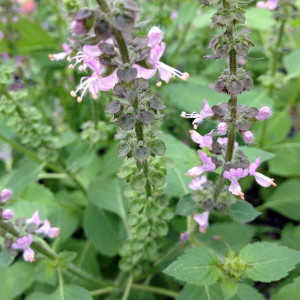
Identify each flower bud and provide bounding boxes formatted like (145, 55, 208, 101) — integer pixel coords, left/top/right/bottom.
(256, 106, 271, 121)
(1, 188, 12, 203)
(218, 122, 227, 135)
(242, 131, 254, 144)
(71, 20, 87, 35)
(2, 209, 14, 220)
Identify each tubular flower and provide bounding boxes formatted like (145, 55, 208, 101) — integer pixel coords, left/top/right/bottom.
(249, 157, 277, 187)
(218, 122, 227, 135)
(1, 188, 12, 203)
(2, 209, 14, 220)
(256, 106, 272, 121)
(48, 43, 72, 61)
(223, 168, 248, 199)
(217, 137, 239, 149)
(189, 130, 213, 149)
(186, 151, 216, 178)
(193, 211, 210, 233)
(256, 0, 279, 10)
(181, 99, 214, 129)
(35, 219, 60, 238)
(11, 235, 35, 263)
(26, 210, 42, 227)
(188, 175, 207, 190)
(135, 26, 189, 86)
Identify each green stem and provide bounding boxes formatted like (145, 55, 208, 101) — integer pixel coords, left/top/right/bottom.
(90, 286, 116, 297)
(0, 220, 106, 286)
(92, 99, 99, 130)
(122, 274, 133, 300)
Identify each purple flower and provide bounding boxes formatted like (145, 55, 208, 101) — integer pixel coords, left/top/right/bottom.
(189, 175, 207, 190)
(180, 232, 189, 245)
(2, 53, 10, 61)
(249, 157, 277, 187)
(193, 211, 210, 233)
(170, 10, 178, 21)
(181, 99, 214, 129)
(189, 130, 213, 149)
(217, 137, 238, 149)
(218, 122, 227, 135)
(35, 219, 60, 238)
(12, 235, 35, 263)
(0, 31, 4, 40)
(186, 151, 216, 178)
(48, 43, 72, 61)
(223, 168, 248, 199)
(1, 188, 12, 203)
(2, 209, 14, 220)
(256, 106, 272, 121)
(242, 131, 254, 144)
(256, 0, 279, 10)
(26, 211, 42, 227)
(136, 26, 189, 86)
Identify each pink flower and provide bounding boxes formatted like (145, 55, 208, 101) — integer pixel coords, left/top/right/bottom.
(186, 151, 216, 178)
(193, 211, 210, 233)
(249, 157, 277, 187)
(26, 211, 42, 227)
(181, 99, 214, 129)
(1, 188, 12, 203)
(18, 0, 36, 13)
(135, 26, 189, 85)
(48, 43, 72, 61)
(170, 10, 178, 21)
(223, 168, 248, 199)
(0, 31, 4, 40)
(189, 130, 213, 149)
(35, 219, 60, 238)
(256, 0, 279, 10)
(256, 106, 272, 121)
(71, 20, 87, 35)
(2, 209, 14, 220)
(218, 122, 227, 135)
(12, 235, 35, 263)
(189, 175, 207, 190)
(242, 131, 254, 144)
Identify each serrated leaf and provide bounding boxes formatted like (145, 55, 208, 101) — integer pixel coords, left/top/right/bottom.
(229, 200, 261, 222)
(164, 247, 220, 285)
(176, 194, 198, 216)
(263, 180, 300, 221)
(239, 242, 300, 282)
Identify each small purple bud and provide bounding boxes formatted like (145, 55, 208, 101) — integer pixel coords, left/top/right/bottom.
(2, 209, 14, 220)
(12, 16, 19, 23)
(1, 188, 12, 203)
(71, 20, 87, 35)
(256, 106, 272, 121)
(180, 232, 189, 245)
(243, 131, 254, 144)
(218, 122, 227, 135)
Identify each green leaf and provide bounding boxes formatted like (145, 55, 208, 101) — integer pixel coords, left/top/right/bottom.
(57, 251, 77, 269)
(47, 284, 92, 300)
(229, 200, 261, 222)
(283, 49, 300, 80)
(269, 143, 300, 176)
(176, 2, 198, 24)
(177, 284, 224, 300)
(83, 204, 121, 257)
(220, 278, 238, 298)
(231, 284, 265, 300)
(263, 180, 300, 221)
(0, 248, 16, 267)
(199, 222, 256, 255)
(176, 194, 198, 216)
(0, 261, 34, 300)
(281, 224, 300, 250)
(32, 260, 57, 286)
(271, 276, 300, 300)
(246, 7, 275, 30)
(66, 143, 95, 173)
(164, 247, 220, 285)
(88, 175, 128, 222)
(239, 242, 300, 282)
(238, 146, 274, 164)
(162, 134, 198, 197)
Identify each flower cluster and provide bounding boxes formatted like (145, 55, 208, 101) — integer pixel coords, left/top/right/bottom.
(256, 0, 279, 10)
(1, 188, 59, 263)
(181, 99, 276, 233)
(50, 24, 188, 102)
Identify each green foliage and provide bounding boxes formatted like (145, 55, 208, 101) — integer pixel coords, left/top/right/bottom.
(229, 200, 261, 223)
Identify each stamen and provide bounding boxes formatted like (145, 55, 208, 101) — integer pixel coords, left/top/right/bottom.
(156, 81, 162, 87)
(189, 130, 195, 135)
(271, 179, 277, 186)
(239, 192, 245, 200)
(70, 91, 77, 97)
(77, 97, 82, 103)
(67, 56, 72, 62)
(68, 64, 74, 70)
(181, 111, 186, 117)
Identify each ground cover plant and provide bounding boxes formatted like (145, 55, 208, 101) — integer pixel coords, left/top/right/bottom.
(0, 0, 300, 299)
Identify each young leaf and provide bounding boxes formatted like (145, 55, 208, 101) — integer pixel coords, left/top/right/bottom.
(239, 242, 300, 282)
(164, 247, 220, 285)
(229, 200, 260, 222)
